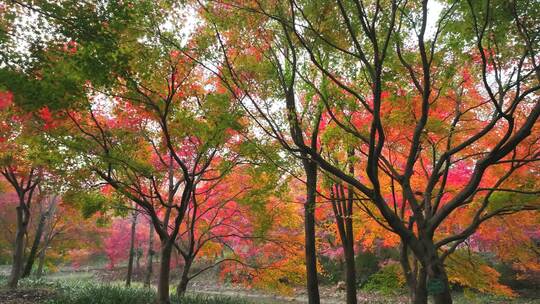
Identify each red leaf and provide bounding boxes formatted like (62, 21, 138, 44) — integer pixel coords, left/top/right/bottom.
(0, 91, 13, 110)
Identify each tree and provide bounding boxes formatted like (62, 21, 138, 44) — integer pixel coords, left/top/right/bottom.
(198, 5, 327, 301)
(202, 1, 540, 303)
(328, 180, 357, 304)
(144, 217, 156, 288)
(0, 96, 43, 288)
(2, 2, 285, 302)
(21, 190, 58, 277)
(126, 205, 139, 287)
(35, 194, 60, 278)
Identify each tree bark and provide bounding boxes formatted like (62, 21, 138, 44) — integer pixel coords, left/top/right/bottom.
(303, 159, 320, 304)
(400, 241, 428, 304)
(36, 245, 47, 279)
(136, 248, 141, 273)
(144, 222, 154, 288)
(416, 239, 452, 304)
(157, 240, 173, 304)
(22, 203, 49, 278)
(331, 186, 357, 304)
(21, 215, 45, 278)
(343, 241, 357, 304)
(344, 151, 358, 304)
(426, 257, 452, 304)
(176, 258, 192, 298)
(126, 209, 138, 287)
(9, 206, 28, 288)
(412, 267, 427, 304)
(36, 201, 57, 279)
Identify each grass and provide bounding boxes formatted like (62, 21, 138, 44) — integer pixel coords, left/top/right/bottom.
(1, 274, 539, 304)
(0, 276, 250, 304)
(450, 292, 540, 304)
(46, 281, 248, 304)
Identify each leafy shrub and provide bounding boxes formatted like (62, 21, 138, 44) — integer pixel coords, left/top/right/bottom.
(446, 250, 515, 297)
(320, 250, 384, 286)
(355, 251, 381, 286)
(319, 255, 344, 284)
(362, 263, 405, 295)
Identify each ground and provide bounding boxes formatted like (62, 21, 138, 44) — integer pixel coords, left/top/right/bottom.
(0, 288, 56, 304)
(0, 266, 539, 303)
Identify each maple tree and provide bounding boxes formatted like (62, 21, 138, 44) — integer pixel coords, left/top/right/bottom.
(16, 6, 269, 301)
(201, 1, 540, 303)
(0, 94, 44, 288)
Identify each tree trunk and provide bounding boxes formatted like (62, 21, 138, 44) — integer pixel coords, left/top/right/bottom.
(426, 257, 452, 304)
(303, 160, 320, 304)
(331, 184, 357, 304)
(144, 223, 155, 288)
(413, 239, 452, 304)
(36, 199, 57, 279)
(400, 241, 428, 304)
(176, 258, 192, 298)
(136, 248, 141, 273)
(343, 239, 357, 304)
(413, 267, 428, 304)
(22, 210, 48, 278)
(331, 152, 357, 304)
(126, 210, 138, 287)
(36, 245, 47, 279)
(157, 240, 173, 304)
(9, 206, 27, 289)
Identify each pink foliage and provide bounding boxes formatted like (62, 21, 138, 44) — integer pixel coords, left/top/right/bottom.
(103, 217, 154, 269)
(446, 162, 473, 188)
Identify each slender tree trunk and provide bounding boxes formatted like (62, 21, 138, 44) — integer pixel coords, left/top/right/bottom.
(343, 242, 357, 304)
(36, 201, 57, 279)
(144, 223, 155, 288)
(303, 160, 320, 304)
(176, 258, 192, 298)
(157, 240, 173, 304)
(331, 184, 357, 304)
(343, 151, 357, 304)
(36, 246, 47, 279)
(136, 248, 141, 273)
(126, 210, 138, 287)
(22, 209, 48, 278)
(9, 206, 27, 289)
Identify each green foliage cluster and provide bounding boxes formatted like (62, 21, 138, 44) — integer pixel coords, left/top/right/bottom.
(361, 263, 405, 295)
(320, 250, 394, 287)
(488, 191, 538, 212)
(355, 251, 382, 286)
(318, 255, 343, 284)
(63, 190, 123, 221)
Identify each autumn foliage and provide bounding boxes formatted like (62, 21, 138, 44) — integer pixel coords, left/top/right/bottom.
(0, 1, 539, 304)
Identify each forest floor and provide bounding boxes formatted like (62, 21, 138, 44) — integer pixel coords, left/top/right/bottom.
(1, 265, 539, 303)
(92, 265, 410, 303)
(0, 288, 57, 304)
